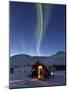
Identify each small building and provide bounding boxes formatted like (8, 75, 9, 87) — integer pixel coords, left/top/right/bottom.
(32, 61, 50, 80)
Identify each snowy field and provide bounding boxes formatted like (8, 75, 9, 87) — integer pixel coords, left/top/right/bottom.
(9, 66, 66, 89)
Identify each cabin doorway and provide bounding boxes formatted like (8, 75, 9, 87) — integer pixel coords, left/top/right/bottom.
(38, 66, 43, 79)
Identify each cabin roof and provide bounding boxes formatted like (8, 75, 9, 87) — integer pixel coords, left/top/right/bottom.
(32, 61, 47, 69)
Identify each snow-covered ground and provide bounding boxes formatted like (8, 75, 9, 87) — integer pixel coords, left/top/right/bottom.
(9, 66, 66, 89)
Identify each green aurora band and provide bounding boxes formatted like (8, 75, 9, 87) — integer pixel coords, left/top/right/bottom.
(36, 3, 52, 56)
(36, 3, 43, 56)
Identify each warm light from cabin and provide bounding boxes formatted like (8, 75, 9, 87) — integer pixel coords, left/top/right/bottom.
(38, 66, 42, 79)
(51, 72, 54, 75)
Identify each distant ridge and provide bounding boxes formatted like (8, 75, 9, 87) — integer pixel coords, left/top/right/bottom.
(10, 51, 65, 68)
(52, 51, 65, 56)
(10, 51, 65, 58)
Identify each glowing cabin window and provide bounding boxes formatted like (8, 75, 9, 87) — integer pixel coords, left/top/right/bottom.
(51, 72, 54, 75)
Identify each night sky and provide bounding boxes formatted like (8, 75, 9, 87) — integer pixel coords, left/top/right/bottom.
(10, 2, 66, 56)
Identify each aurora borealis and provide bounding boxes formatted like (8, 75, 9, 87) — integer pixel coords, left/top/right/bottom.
(10, 2, 66, 56)
(36, 3, 43, 56)
(36, 3, 52, 56)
